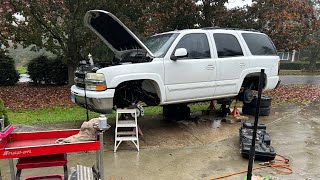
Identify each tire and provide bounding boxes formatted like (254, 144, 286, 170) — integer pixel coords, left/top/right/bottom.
(242, 105, 271, 116)
(246, 95, 272, 108)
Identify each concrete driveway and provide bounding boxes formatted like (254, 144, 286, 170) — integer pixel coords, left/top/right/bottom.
(1, 102, 320, 179)
(280, 75, 320, 85)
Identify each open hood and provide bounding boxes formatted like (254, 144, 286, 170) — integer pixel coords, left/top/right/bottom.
(84, 10, 154, 59)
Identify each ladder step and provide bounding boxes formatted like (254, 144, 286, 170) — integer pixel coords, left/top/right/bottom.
(115, 136, 138, 141)
(117, 120, 136, 127)
(117, 131, 136, 135)
(117, 109, 136, 113)
(77, 164, 94, 180)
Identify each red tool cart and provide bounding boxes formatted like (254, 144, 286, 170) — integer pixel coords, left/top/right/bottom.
(0, 125, 107, 180)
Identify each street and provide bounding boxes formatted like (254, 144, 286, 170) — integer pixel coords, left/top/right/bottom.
(280, 75, 320, 85)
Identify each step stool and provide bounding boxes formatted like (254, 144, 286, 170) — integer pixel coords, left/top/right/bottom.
(114, 109, 139, 152)
(16, 154, 68, 180)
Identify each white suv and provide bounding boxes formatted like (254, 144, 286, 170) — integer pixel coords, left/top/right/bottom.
(71, 10, 280, 115)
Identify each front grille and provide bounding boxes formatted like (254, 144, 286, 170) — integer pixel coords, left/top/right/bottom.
(76, 83, 85, 89)
(75, 72, 85, 79)
(75, 69, 86, 88)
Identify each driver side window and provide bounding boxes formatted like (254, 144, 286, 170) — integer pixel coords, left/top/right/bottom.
(175, 33, 211, 59)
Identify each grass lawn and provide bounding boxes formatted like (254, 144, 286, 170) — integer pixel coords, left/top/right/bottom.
(16, 66, 28, 74)
(279, 70, 320, 75)
(8, 103, 211, 125)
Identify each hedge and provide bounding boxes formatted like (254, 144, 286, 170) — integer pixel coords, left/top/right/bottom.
(0, 53, 19, 85)
(28, 56, 68, 85)
(280, 61, 320, 70)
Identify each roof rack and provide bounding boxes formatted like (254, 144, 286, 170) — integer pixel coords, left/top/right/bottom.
(201, 27, 260, 32)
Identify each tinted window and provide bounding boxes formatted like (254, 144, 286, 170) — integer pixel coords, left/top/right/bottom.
(144, 33, 179, 58)
(242, 33, 277, 55)
(213, 33, 243, 58)
(175, 33, 211, 59)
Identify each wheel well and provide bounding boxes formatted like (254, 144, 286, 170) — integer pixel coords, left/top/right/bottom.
(113, 79, 161, 108)
(242, 73, 267, 90)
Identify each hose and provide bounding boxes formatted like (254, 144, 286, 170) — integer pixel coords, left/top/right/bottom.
(208, 154, 293, 180)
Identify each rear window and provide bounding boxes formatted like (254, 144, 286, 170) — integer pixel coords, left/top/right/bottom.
(242, 33, 277, 55)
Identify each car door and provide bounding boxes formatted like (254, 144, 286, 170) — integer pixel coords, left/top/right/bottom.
(212, 32, 247, 96)
(164, 32, 216, 102)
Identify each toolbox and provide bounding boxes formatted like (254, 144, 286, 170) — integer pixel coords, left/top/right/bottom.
(240, 123, 276, 161)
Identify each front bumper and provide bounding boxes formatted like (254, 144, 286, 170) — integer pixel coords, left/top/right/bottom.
(71, 85, 114, 114)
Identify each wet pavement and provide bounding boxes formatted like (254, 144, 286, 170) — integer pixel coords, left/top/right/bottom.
(1, 102, 320, 179)
(280, 75, 320, 85)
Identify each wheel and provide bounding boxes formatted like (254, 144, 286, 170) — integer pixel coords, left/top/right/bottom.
(247, 95, 272, 108)
(242, 105, 271, 116)
(243, 89, 254, 103)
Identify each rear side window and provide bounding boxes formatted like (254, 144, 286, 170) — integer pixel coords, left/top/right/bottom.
(213, 33, 244, 58)
(175, 33, 211, 59)
(242, 33, 277, 55)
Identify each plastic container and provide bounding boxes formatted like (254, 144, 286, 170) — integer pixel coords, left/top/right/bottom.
(99, 114, 107, 129)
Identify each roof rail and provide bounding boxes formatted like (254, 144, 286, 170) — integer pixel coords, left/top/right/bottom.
(202, 26, 222, 30)
(201, 27, 260, 32)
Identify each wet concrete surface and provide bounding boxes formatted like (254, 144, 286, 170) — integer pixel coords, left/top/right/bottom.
(1, 102, 320, 179)
(280, 75, 320, 85)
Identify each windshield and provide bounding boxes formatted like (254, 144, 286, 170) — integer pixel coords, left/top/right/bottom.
(144, 33, 179, 58)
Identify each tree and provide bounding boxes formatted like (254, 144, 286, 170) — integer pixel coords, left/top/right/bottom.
(195, 0, 228, 27)
(248, 0, 320, 51)
(0, 0, 107, 85)
(105, 0, 200, 36)
(1, 0, 201, 85)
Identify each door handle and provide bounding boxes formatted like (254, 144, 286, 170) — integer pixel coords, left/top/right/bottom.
(240, 63, 246, 68)
(207, 65, 215, 70)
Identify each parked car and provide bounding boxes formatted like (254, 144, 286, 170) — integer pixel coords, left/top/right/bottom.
(71, 10, 280, 117)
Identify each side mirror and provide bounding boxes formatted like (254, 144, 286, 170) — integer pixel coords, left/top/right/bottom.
(171, 48, 188, 61)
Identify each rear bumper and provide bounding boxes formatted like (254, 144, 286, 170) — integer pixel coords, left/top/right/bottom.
(71, 85, 115, 114)
(275, 80, 281, 89)
(265, 76, 280, 90)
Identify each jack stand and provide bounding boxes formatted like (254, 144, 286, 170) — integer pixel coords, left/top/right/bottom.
(231, 102, 241, 117)
(220, 103, 230, 117)
(206, 100, 216, 115)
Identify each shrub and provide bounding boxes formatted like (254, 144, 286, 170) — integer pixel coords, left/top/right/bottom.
(0, 52, 19, 85)
(28, 56, 50, 84)
(0, 98, 9, 126)
(28, 56, 68, 85)
(280, 61, 320, 70)
(48, 57, 68, 85)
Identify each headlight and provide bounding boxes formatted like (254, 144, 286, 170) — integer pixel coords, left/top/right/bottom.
(85, 73, 107, 91)
(86, 73, 105, 81)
